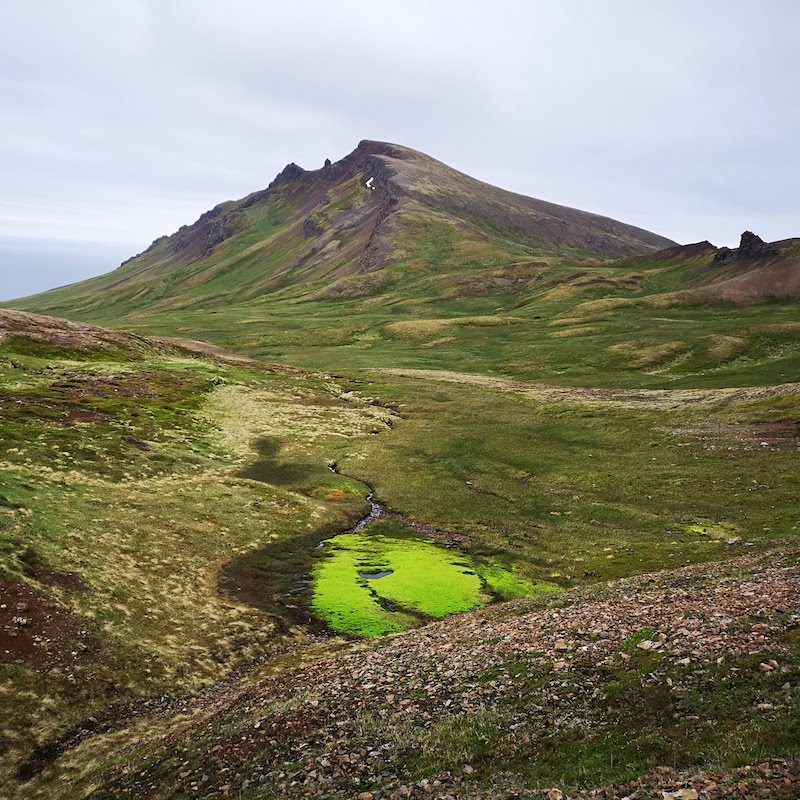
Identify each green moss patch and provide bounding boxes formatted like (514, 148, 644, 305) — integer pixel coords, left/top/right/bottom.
(312, 522, 551, 637)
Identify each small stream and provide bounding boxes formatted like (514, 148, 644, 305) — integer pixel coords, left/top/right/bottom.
(317, 491, 382, 550)
(351, 492, 382, 532)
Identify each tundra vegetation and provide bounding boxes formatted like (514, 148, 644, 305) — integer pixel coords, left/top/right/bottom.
(2, 142, 800, 798)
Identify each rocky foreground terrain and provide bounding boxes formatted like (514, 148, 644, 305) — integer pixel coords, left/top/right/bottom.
(69, 545, 799, 800)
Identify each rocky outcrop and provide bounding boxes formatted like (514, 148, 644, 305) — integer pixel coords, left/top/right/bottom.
(737, 230, 779, 259)
(240, 162, 308, 210)
(302, 217, 323, 238)
(203, 213, 238, 256)
(269, 161, 305, 189)
(169, 204, 239, 258)
(713, 231, 779, 266)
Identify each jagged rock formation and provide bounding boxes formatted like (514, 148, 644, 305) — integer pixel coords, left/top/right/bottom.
(713, 230, 779, 266)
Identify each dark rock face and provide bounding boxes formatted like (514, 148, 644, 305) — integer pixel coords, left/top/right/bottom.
(737, 230, 779, 259)
(713, 231, 779, 266)
(204, 213, 238, 256)
(270, 162, 305, 188)
(303, 217, 323, 238)
(713, 247, 736, 266)
(168, 205, 239, 258)
(239, 163, 308, 211)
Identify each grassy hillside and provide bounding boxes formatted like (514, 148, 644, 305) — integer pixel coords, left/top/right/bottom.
(18, 236, 799, 390)
(9, 223, 800, 391)
(2, 310, 799, 798)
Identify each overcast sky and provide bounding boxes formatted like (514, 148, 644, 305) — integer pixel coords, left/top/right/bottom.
(2, 0, 799, 299)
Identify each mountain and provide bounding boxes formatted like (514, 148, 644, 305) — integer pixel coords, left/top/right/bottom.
(3, 149, 800, 800)
(9, 140, 675, 317)
(8, 143, 800, 389)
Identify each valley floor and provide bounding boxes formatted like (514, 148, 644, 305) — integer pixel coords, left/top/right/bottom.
(1, 310, 799, 799)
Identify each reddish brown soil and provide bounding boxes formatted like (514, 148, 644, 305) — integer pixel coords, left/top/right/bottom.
(689, 255, 800, 303)
(671, 419, 800, 451)
(0, 577, 94, 670)
(0, 309, 172, 356)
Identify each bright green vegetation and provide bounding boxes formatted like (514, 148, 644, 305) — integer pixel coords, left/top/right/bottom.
(312, 522, 548, 636)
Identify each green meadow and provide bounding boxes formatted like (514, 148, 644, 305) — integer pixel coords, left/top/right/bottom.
(3, 178, 800, 795)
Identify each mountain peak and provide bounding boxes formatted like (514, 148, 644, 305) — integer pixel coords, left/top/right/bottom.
(10, 140, 677, 314)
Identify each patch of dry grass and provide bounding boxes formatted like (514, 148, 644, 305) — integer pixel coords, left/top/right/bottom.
(762, 322, 800, 335)
(704, 335, 746, 360)
(385, 316, 521, 339)
(548, 325, 605, 339)
(608, 340, 689, 367)
(571, 297, 634, 315)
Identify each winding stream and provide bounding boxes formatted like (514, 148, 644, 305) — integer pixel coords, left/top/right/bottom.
(351, 492, 382, 532)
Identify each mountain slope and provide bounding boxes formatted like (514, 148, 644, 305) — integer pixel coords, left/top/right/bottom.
(8, 140, 675, 318)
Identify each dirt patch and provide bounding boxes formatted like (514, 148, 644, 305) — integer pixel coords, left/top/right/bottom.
(17, 549, 89, 595)
(51, 373, 158, 401)
(68, 408, 112, 423)
(0, 578, 95, 670)
(669, 419, 800, 451)
(123, 436, 151, 451)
